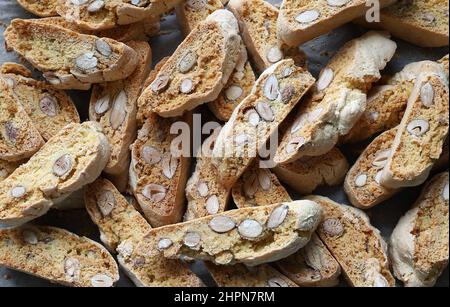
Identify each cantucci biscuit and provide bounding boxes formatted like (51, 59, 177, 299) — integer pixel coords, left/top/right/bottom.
(4, 19, 138, 90)
(56, 0, 182, 30)
(308, 195, 395, 287)
(277, 0, 396, 47)
(228, 0, 306, 73)
(136, 200, 322, 266)
(89, 41, 151, 190)
(380, 66, 449, 188)
(129, 113, 191, 227)
(138, 10, 242, 117)
(212, 59, 315, 188)
(0, 225, 119, 287)
(206, 263, 298, 287)
(1, 63, 80, 141)
(274, 31, 396, 164)
(355, 0, 449, 47)
(275, 233, 341, 287)
(232, 162, 291, 208)
(0, 62, 33, 77)
(0, 122, 110, 227)
(185, 127, 231, 220)
(344, 128, 400, 209)
(175, 0, 224, 36)
(390, 172, 449, 287)
(273, 148, 349, 195)
(0, 79, 44, 162)
(17, 0, 58, 17)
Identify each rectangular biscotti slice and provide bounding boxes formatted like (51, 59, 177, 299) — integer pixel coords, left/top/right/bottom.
(0, 79, 44, 162)
(274, 31, 396, 164)
(344, 128, 400, 209)
(212, 59, 315, 188)
(307, 195, 395, 287)
(277, 0, 396, 47)
(4, 19, 138, 90)
(0, 225, 119, 287)
(390, 172, 449, 287)
(228, 0, 306, 73)
(0, 122, 110, 227)
(342, 58, 449, 144)
(89, 41, 151, 190)
(138, 10, 242, 117)
(135, 200, 322, 266)
(231, 162, 291, 208)
(356, 0, 449, 47)
(275, 233, 341, 287)
(206, 263, 298, 287)
(273, 147, 349, 195)
(17, 0, 58, 17)
(380, 66, 449, 189)
(129, 113, 191, 227)
(176, 0, 224, 36)
(57, 0, 182, 30)
(1, 63, 80, 141)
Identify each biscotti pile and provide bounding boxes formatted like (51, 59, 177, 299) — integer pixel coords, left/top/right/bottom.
(0, 0, 448, 288)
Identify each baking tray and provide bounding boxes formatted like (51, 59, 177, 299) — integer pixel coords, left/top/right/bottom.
(0, 0, 448, 287)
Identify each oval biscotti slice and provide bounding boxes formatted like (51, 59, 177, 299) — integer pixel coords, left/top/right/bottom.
(273, 147, 348, 195)
(17, 0, 58, 17)
(274, 31, 396, 165)
(212, 59, 315, 188)
(275, 233, 341, 287)
(390, 172, 449, 287)
(4, 19, 138, 90)
(228, 0, 306, 73)
(307, 195, 395, 287)
(0, 122, 110, 227)
(129, 113, 191, 227)
(0, 79, 44, 162)
(277, 0, 396, 47)
(206, 263, 298, 287)
(0, 225, 119, 287)
(344, 128, 400, 209)
(380, 65, 449, 189)
(175, 0, 224, 36)
(89, 41, 151, 191)
(84, 177, 204, 287)
(1, 63, 80, 141)
(138, 9, 242, 117)
(135, 200, 322, 266)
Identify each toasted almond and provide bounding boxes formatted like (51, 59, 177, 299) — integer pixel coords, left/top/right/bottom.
(97, 190, 116, 216)
(197, 182, 209, 197)
(209, 216, 236, 233)
(150, 74, 170, 93)
(282, 67, 293, 78)
(71, 0, 88, 5)
(327, 0, 350, 7)
(4, 121, 17, 144)
(142, 184, 166, 202)
(443, 181, 449, 201)
(10, 185, 26, 198)
(354, 174, 367, 187)
(407, 119, 429, 137)
(95, 39, 111, 57)
(256, 101, 275, 122)
(321, 218, 344, 237)
(316, 68, 334, 91)
(178, 50, 197, 73)
(238, 219, 263, 239)
(180, 78, 194, 94)
(162, 153, 178, 179)
(206, 195, 220, 214)
(281, 85, 296, 104)
(22, 229, 38, 244)
(374, 170, 383, 185)
(94, 95, 110, 115)
(158, 238, 173, 250)
(109, 90, 128, 130)
(267, 204, 289, 229)
(141, 145, 162, 165)
(187, 0, 207, 10)
(90, 274, 113, 287)
(266, 46, 283, 64)
(88, 0, 105, 13)
(64, 258, 80, 279)
(39, 96, 58, 117)
(225, 85, 243, 101)
(117, 241, 133, 258)
(243, 172, 259, 199)
(420, 82, 434, 107)
(286, 136, 305, 153)
(183, 232, 201, 248)
(234, 133, 249, 146)
(53, 154, 73, 177)
(290, 114, 308, 134)
(267, 277, 289, 287)
(295, 10, 320, 23)
(263, 74, 279, 101)
(245, 109, 260, 127)
(308, 107, 323, 122)
(75, 52, 98, 71)
(257, 169, 271, 190)
(372, 149, 391, 169)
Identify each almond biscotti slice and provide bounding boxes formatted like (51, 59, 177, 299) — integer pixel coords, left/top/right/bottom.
(356, 0, 449, 47)
(307, 195, 395, 287)
(134, 200, 322, 266)
(4, 19, 138, 90)
(390, 172, 449, 287)
(129, 113, 191, 227)
(273, 148, 349, 195)
(89, 41, 151, 189)
(228, 0, 306, 73)
(0, 225, 119, 287)
(17, 0, 58, 17)
(212, 59, 315, 188)
(176, 0, 224, 36)
(0, 122, 110, 227)
(1, 63, 80, 141)
(277, 0, 396, 47)
(344, 128, 400, 209)
(232, 162, 291, 208)
(138, 10, 242, 117)
(0, 79, 44, 162)
(275, 233, 341, 287)
(206, 263, 298, 287)
(274, 31, 396, 164)
(380, 67, 449, 189)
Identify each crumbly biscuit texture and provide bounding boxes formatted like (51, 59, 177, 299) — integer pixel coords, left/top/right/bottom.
(17, 0, 59, 17)
(0, 225, 119, 287)
(176, 0, 224, 35)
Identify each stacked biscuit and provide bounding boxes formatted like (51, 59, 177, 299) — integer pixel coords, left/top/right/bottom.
(0, 0, 448, 287)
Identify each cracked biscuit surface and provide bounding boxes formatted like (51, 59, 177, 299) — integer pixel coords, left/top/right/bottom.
(17, 0, 59, 17)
